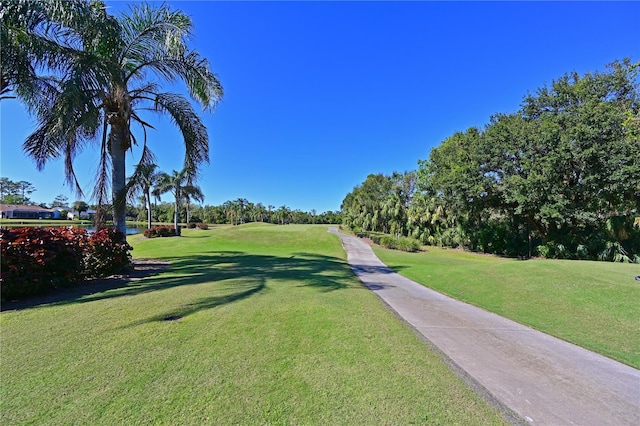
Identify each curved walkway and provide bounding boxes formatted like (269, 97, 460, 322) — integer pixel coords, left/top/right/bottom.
(329, 228, 640, 425)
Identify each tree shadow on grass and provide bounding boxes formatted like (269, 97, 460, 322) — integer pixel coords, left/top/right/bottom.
(0, 259, 170, 312)
(2, 251, 362, 321)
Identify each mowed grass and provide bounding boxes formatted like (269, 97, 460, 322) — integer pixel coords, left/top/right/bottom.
(1, 224, 508, 425)
(373, 245, 640, 368)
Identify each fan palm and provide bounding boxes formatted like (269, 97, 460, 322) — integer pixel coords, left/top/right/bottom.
(1, 1, 223, 233)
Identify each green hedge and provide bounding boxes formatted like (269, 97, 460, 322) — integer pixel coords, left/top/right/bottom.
(355, 231, 421, 252)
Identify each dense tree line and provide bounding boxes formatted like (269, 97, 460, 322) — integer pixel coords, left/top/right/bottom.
(131, 199, 341, 227)
(343, 60, 640, 262)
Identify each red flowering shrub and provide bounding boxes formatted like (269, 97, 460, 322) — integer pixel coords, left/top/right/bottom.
(196, 223, 209, 230)
(1, 227, 87, 299)
(143, 226, 177, 238)
(84, 228, 133, 278)
(1, 227, 133, 300)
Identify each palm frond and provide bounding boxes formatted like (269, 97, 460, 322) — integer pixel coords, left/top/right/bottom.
(118, 2, 191, 68)
(152, 92, 209, 181)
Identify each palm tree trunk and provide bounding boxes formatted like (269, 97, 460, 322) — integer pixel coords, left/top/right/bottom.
(174, 198, 179, 235)
(109, 125, 127, 234)
(145, 191, 152, 229)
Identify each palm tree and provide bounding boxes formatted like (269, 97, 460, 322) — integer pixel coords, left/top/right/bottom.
(153, 169, 203, 234)
(275, 205, 291, 225)
(126, 161, 160, 229)
(2, 1, 223, 233)
(183, 183, 204, 224)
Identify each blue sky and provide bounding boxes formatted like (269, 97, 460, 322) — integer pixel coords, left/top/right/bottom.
(1, 1, 639, 213)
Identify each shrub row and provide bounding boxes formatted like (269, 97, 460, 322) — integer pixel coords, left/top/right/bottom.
(143, 226, 178, 238)
(186, 222, 209, 230)
(1, 227, 132, 300)
(356, 231, 421, 252)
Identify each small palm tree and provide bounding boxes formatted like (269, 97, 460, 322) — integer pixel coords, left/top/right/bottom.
(153, 169, 203, 234)
(183, 183, 204, 224)
(126, 160, 160, 229)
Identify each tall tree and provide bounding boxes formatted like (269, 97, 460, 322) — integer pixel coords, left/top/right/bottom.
(15, 181, 36, 204)
(183, 183, 204, 224)
(2, 1, 223, 233)
(51, 194, 69, 208)
(417, 60, 640, 259)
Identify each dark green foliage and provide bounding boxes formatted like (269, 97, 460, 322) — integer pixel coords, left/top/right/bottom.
(395, 237, 421, 252)
(341, 171, 416, 237)
(359, 232, 421, 252)
(342, 60, 639, 261)
(0, 227, 132, 299)
(414, 59, 640, 262)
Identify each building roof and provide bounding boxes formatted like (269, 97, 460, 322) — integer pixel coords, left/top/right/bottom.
(0, 204, 54, 212)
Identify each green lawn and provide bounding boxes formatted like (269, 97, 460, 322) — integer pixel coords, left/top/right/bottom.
(1, 224, 508, 425)
(373, 245, 640, 368)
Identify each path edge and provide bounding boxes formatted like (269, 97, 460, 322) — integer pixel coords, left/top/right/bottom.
(329, 227, 528, 425)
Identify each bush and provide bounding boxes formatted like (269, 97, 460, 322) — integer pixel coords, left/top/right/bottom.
(84, 228, 133, 277)
(196, 222, 209, 230)
(395, 237, 421, 252)
(366, 233, 421, 252)
(379, 235, 397, 249)
(0, 227, 133, 300)
(143, 226, 178, 238)
(187, 222, 197, 229)
(1, 227, 86, 298)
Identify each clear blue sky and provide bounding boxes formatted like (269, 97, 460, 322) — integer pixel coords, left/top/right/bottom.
(1, 1, 639, 213)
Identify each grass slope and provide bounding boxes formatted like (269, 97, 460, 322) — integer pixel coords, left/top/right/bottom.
(1, 225, 508, 425)
(373, 245, 640, 368)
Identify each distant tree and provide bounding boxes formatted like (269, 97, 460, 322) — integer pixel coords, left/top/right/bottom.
(0, 177, 16, 201)
(15, 181, 36, 204)
(254, 203, 267, 222)
(126, 162, 160, 229)
(183, 184, 204, 224)
(0, 178, 36, 204)
(154, 169, 203, 234)
(274, 205, 291, 225)
(72, 200, 89, 218)
(51, 194, 69, 208)
(267, 205, 275, 223)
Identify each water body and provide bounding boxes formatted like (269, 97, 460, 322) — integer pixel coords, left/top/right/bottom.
(83, 226, 144, 235)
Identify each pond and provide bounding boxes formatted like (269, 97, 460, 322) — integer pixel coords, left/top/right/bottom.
(83, 226, 144, 235)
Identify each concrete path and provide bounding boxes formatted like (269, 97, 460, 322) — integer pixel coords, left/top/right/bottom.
(329, 228, 640, 425)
